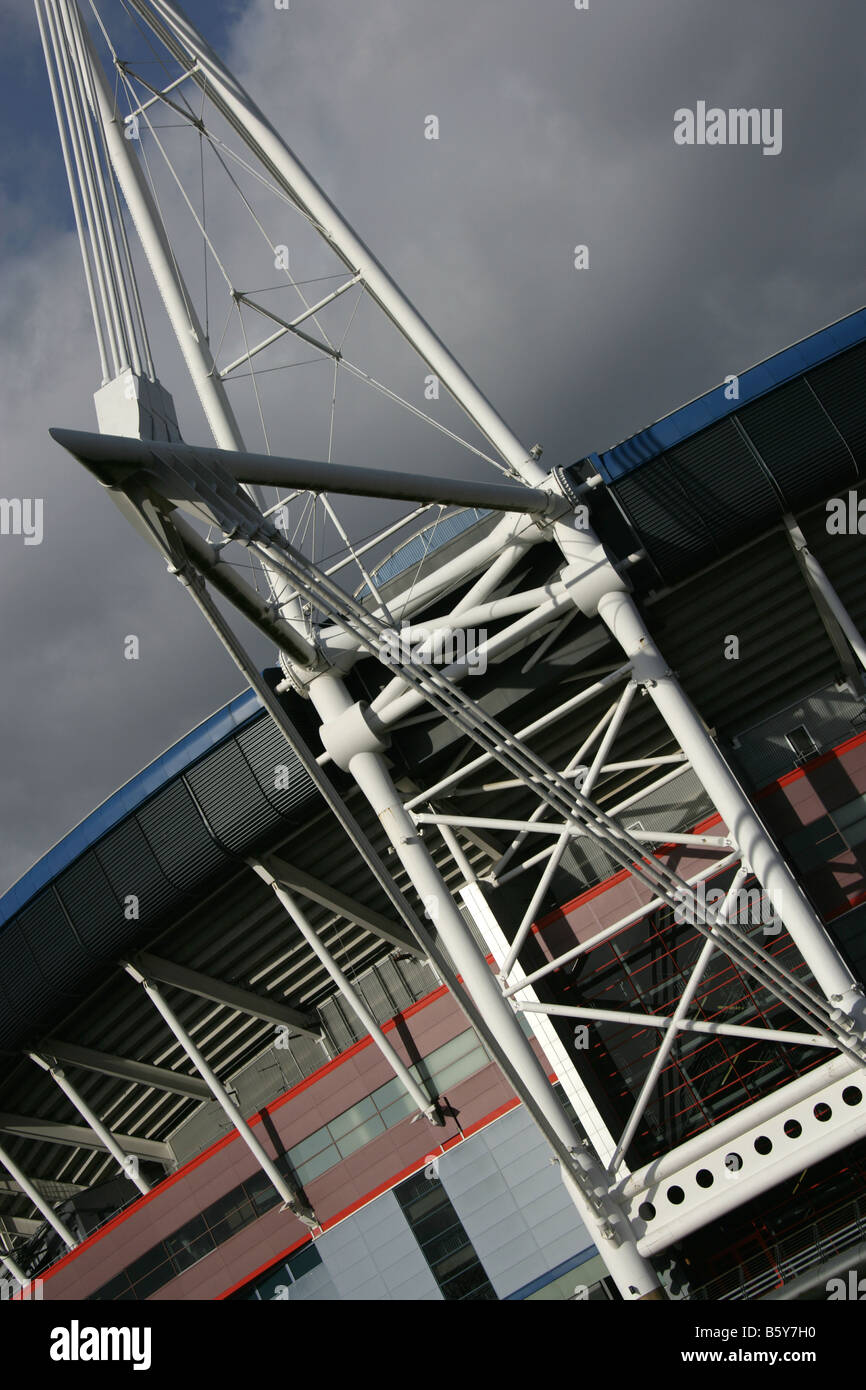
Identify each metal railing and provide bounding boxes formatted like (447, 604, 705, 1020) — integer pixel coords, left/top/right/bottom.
(690, 1192, 866, 1300)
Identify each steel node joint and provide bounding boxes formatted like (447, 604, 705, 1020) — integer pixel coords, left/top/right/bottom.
(316, 697, 389, 772)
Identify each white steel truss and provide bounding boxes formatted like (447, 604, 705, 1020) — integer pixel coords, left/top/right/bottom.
(36, 0, 866, 1299)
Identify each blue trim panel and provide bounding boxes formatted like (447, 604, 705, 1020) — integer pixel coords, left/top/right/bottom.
(592, 307, 866, 483)
(0, 688, 263, 929)
(503, 1243, 597, 1300)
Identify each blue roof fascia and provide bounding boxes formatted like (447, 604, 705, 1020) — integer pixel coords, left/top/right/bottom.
(592, 307, 866, 484)
(0, 688, 263, 929)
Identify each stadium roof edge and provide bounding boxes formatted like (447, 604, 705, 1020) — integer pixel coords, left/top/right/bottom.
(0, 686, 263, 930)
(588, 306, 866, 483)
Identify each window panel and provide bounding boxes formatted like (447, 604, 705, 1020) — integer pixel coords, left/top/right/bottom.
(327, 1095, 378, 1141)
(295, 1143, 340, 1185)
(289, 1126, 335, 1165)
(334, 1113, 386, 1158)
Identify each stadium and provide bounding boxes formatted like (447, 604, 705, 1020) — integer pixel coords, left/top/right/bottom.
(2, 1, 865, 1305)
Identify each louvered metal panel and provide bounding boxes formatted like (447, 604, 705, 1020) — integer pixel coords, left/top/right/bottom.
(14, 891, 86, 996)
(184, 739, 281, 852)
(94, 817, 178, 924)
(737, 377, 856, 508)
(55, 853, 140, 958)
(135, 779, 227, 891)
(807, 342, 866, 469)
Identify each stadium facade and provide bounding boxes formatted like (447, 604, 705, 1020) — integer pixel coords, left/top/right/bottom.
(3, 0, 866, 1304)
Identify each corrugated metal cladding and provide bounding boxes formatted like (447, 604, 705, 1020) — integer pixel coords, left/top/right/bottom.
(646, 530, 842, 736)
(583, 341, 866, 586)
(0, 710, 320, 1052)
(801, 481, 866, 636)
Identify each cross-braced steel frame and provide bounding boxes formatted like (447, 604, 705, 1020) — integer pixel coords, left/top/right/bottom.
(33, 0, 866, 1299)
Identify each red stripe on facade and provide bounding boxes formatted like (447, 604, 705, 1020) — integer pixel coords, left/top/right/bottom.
(213, 1094, 527, 1300)
(36, 977, 458, 1286)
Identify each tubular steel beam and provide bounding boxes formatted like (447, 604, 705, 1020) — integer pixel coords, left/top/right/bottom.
(257, 855, 425, 957)
(131, 952, 321, 1037)
(0, 1114, 173, 1166)
(125, 963, 315, 1223)
(0, 1143, 75, 1250)
(250, 857, 443, 1126)
(39, 1039, 211, 1101)
(49, 430, 564, 518)
(29, 1054, 151, 1195)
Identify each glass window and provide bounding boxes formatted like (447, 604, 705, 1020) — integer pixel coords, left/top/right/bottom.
(130, 1257, 175, 1300)
(395, 1171, 496, 1302)
(429, 1047, 488, 1095)
(210, 1198, 256, 1245)
(165, 1216, 216, 1274)
(245, 1170, 281, 1216)
(835, 793, 866, 846)
(295, 1143, 340, 1185)
(377, 1090, 419, 1129)
(125, 1243, 169, 1282)
(371, 1075, 409, 1110)
(334, 1114, 386, 1158)
(327, 1096, 378, 1141)
(91, 1271, 134, 1301)
(256, 1265, 293, 1301)
(289, 1126, 335, 1165)
(784, 816, 846, 872)
(287, 1243, 322, 1280)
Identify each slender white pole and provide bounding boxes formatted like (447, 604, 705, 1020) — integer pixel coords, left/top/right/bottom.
(785, 515, 866, 672)
(34, 0, 109, 382)
(0, 1142, 76, 1250)
(124, 964, 307, 1215)
(77, 16, 305, 630)
(248, 858, 444, 1126)
(0, 1246, 29, 1289)
(29, 1054, 150, 1196)
(79, 19, 243, 450)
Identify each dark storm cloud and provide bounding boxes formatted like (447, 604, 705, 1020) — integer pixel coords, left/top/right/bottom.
(0, 0, 863, 891)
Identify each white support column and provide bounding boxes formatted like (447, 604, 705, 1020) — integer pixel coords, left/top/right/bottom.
(309, 670, 661, 1299)
(29, 1054, 150, 1196)
(0, 1142, 76, 1250)
(0, 1244, 29, 1291)
(123, 963, 313, 1221)
(248, 856, 444, 1126)
(785, 514, 866, 673)
(78, 17, 241, 451)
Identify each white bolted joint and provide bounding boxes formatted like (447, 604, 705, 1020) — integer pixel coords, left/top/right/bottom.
(558, 552, 629, 618)
(317, 700, 388, 772)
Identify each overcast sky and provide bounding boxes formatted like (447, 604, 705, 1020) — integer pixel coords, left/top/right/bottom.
(0, 0, 863, 896)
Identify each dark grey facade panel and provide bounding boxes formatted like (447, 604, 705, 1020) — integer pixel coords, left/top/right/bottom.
(93, 817, 179, 924)
(13, 891, 89, 994)
(55, 853, 141, 958)
(235, 720, 319, 820)
(806, 342, 866, 470)
(736, 377, 856, 510)
(135, 779, 228, 891)
(648, 533, 839, 734)
(184, 738, 280, 852)
(594, 342, 866, 586)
